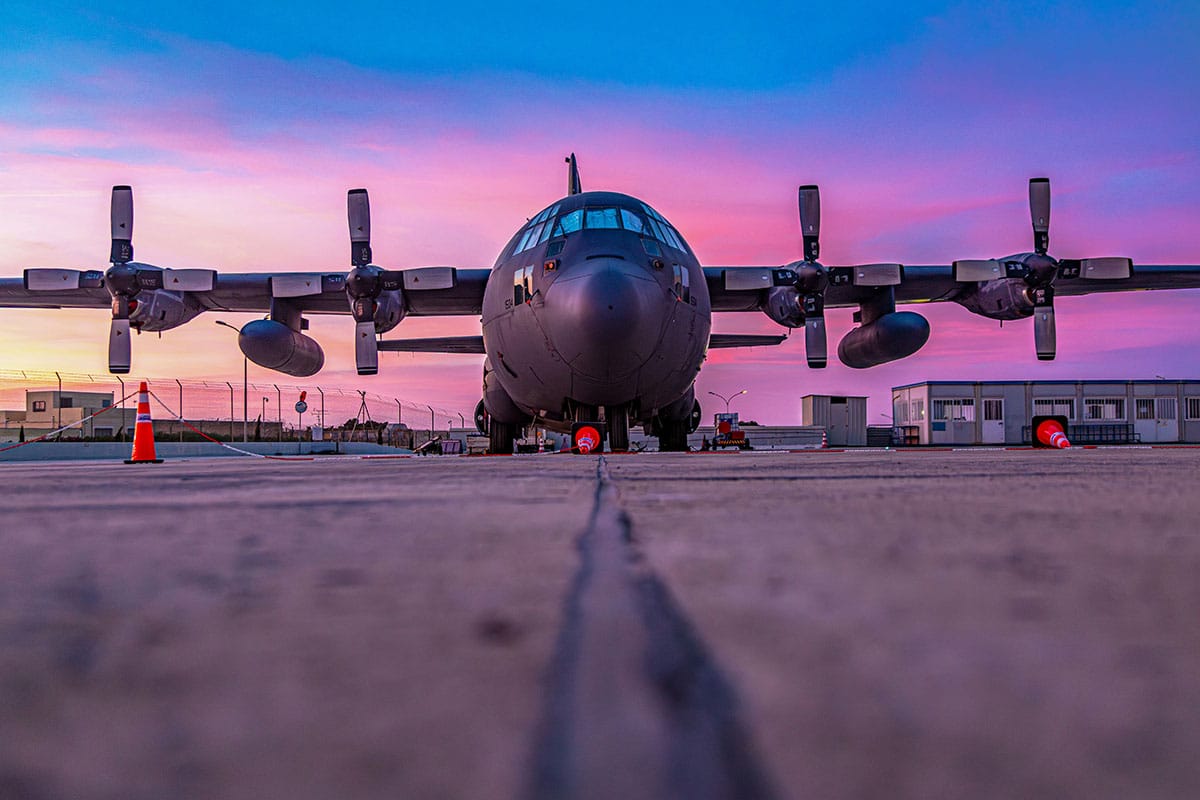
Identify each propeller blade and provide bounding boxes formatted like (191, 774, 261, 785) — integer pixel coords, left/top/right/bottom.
(849, 263, 902, 286)
(348, 188, 372, 267)
(953, 259, 1005, 281)
(24, 269, 83, 291)
(1034, 305, 1056, 361)
(798, 185, 820, 261)
(161, 268, 216, 292)
(805, 315, 827, 368)
(1029, 177, 1050, 254)
(110, 185, 134, 264)
(355, 320, 379, 375)
(108, 317, 132, 374)
(1079, 257, 1133, 280)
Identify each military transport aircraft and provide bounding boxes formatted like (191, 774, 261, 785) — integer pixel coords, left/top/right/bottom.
(3, 155, 1199, 452)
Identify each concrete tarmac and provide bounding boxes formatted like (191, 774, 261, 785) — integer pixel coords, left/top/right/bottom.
(0, 449, 1198, 799)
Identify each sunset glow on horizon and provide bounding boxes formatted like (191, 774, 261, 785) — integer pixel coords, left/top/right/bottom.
(2, 2, 1197, 423)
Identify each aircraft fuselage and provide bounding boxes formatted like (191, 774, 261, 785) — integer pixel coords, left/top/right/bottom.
(480, 191, 711, 429)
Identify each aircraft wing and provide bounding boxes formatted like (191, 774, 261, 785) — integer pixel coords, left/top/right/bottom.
(0, 268, 493, 315)
(704, 264, 1200, 312)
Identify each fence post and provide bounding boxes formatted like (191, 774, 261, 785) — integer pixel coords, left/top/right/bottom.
(226, 381, 234, 442)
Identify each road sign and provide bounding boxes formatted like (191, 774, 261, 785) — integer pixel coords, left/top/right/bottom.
(295, 400, 308, 414)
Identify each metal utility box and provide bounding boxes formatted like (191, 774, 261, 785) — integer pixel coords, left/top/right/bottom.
(800, 395, 868, 446)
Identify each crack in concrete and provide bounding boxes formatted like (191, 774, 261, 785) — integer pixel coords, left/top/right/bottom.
(523, 457, 778, 800)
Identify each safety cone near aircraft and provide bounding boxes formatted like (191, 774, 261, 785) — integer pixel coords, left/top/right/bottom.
(125, 381, 163, 464)
(1034, 417, 1071, 449)
(572, 423, 602, 454)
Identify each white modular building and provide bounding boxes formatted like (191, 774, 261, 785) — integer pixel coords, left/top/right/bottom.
(892, 380, 1200, 445)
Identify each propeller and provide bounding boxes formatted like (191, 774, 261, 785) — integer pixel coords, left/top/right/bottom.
(345, 189, 404, 375)
(796, 185, 828, 368)
(96, 187, 218, 373)
(106, 186, 136, 373)
(952, 177, 1133, 361)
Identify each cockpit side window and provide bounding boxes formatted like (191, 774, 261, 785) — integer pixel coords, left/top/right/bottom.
(673, 264, 690, 302)
(552, 209, 583, 237)
(620, 208, 646, 234)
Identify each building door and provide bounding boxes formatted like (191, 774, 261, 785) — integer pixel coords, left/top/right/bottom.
(982, 399, 1004, 444)
(827, 396, 849, 446)
(1135, 399, 1156, 441)
(1135, 398, 1179, 442)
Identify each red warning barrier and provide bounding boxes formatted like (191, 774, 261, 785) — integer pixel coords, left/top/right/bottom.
(125, 381, 163, 464)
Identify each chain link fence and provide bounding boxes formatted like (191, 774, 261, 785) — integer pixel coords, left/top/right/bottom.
(0, 369, 471, 447)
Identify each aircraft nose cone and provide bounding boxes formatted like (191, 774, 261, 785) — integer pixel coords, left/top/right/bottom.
(545, 259, 661, 378)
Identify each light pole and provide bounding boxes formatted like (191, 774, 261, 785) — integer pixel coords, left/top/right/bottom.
(458, 412, 465, 429)
(274, 384, 282, 443)
(214, 320, 248, 442)
(707, 389, 747, 414)
(262, 396, 269, 441)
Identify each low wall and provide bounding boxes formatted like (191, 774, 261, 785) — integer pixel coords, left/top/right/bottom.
(0, 441, 412, 462)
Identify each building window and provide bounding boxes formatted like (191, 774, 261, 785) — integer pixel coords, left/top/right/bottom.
(932, 398, 974, 422)
(1157, 398, 1177, 420)
(983, 399, 1003, 421)
(1033, 397, 1074, 420)
(910, 399, 925, 421)
(1136, 399, 1155, 420)
(32, 400, 46, 412)
(893, 397, 909, 424)
(1084, 397, 1125, 421)
(1186, 397, 1200, 420)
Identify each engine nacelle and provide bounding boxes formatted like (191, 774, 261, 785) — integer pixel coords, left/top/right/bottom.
(838, 311, 930, 369)
(238, 319, 325, 377)
(129, 290, 206, 332)
(763, 286, 804, 327)
(482, 358, 531, 425)
(955, 279, 1036, 321)
(372, 289, 405, 334)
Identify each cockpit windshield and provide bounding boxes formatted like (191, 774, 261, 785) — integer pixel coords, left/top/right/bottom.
(510, 200, 688, 256)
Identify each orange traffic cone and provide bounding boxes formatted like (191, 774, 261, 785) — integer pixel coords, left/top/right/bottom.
(1036, 419, 1071, 449)
(125, 381, 163, 464)
(821, 429, 829, 449)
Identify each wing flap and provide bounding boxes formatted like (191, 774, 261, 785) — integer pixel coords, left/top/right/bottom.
(377, 336, 486, 354)
(708, 333, 788, 349)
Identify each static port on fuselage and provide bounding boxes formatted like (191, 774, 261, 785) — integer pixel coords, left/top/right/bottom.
(480, 191, 711, 426)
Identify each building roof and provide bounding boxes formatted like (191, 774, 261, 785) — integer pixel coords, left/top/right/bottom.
(893, 379, 1198, 391)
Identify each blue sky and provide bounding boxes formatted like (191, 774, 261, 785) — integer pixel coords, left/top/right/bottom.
(0, 1, 1197, 421)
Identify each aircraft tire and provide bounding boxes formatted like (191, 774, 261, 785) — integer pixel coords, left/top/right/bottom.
(606, 405, 630, 452)
(489, 420, 518, 454)
(658, 418, 690, 452)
